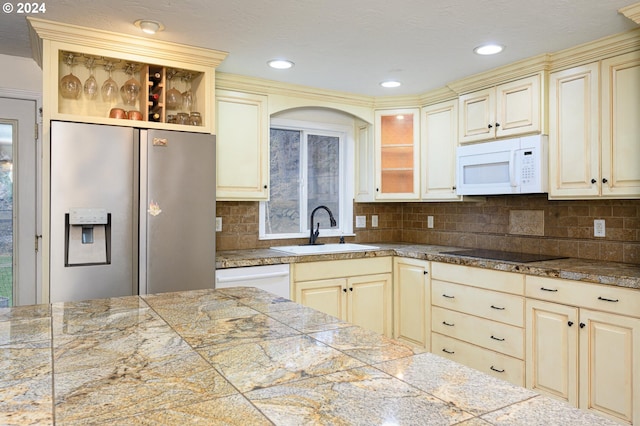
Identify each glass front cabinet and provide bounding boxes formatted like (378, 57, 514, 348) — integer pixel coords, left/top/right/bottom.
(374, 108, 420, 200)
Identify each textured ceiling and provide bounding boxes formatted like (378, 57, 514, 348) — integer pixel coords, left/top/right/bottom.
(0, 0, 637, 96)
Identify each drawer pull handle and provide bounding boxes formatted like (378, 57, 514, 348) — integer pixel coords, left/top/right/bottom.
(442, 348, 455, 354)
(597, 296, 619, 303)
(540, 287, 558, 292)
(490, 366, 505, 373)
(490, 305, 505, 310)
(442, 294, 455, 299)
(442, 321, 455, 327)
(490, 335, 505, 341)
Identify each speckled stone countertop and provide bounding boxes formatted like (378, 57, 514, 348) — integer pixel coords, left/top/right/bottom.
(216, 243, 640, 290)
(1, 287, 618, 425)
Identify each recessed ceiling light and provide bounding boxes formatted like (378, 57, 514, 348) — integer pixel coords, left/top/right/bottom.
(134, 19, 164, 35)
(380, 80, 401, 88)
(268, 59, 294, 69)
(474, 44, 504, 55)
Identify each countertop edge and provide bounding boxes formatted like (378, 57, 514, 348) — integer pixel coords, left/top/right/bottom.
(216, 243, 640, 290)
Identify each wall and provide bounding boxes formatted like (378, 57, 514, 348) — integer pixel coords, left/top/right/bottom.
(216, 196, 640, 264)
(0, 54, 42, 93)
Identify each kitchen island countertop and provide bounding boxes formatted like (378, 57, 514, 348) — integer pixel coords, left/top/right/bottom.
(1, 287, 619, 425)
(217, 243, 640, 290)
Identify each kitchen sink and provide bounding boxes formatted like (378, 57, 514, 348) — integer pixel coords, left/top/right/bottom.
(270, 243, 380, 255)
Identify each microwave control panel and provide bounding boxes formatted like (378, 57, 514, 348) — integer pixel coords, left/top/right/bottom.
(520, 150, 536, 185)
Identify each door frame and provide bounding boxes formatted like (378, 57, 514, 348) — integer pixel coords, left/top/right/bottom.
(0, 88, 43, 305)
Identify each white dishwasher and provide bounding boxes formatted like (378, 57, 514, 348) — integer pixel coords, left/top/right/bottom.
(215, 264, 290, 299)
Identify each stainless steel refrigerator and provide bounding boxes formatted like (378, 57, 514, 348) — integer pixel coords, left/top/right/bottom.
(50, 121, 215, 303)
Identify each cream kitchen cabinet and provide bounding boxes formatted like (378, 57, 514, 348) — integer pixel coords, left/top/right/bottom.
(458, 74, 542, 143)
(215, 90, 269, 200)
(292, 257, 393, 337)
(393, 257, 430, 348)
(420, 100, 461, 201)
(526, 276, 640, 425)
(430, 262, 526, 386)
(374, 108, 420, 200)
(548, 51, 640, 199)
(29, 18, 226, 133)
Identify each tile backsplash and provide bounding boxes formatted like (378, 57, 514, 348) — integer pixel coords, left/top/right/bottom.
(216, 195, 640, 264)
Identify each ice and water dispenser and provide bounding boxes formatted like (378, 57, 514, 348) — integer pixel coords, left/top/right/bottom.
(65, 208, 111, 266)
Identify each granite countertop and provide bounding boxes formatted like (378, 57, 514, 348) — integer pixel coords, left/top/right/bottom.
(1, 287, 618, 425)
(216, 243, 640, 290)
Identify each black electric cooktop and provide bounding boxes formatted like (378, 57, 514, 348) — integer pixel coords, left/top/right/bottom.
(441, 249, 568, 263)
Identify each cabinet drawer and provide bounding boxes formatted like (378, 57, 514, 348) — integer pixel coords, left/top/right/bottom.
(432, 332, 525, 387)
(293, 257, 392, 282)
(526, 276, 640, 318)
(432, 280, 524, 327)
(431, 262, 524, 295)
(432, 306, 524, 359)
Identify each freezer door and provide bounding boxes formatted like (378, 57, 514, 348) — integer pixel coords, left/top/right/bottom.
(50, 122, 138, 302)
(140, 130, 215, 294)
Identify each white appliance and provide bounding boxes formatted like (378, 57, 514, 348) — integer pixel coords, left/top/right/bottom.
(456, 135, 548, 195)
(215, 264, 290, 299)
(50, 121, 216, 302)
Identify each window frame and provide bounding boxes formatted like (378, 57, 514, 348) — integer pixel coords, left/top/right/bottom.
(259, 117, 354, 241)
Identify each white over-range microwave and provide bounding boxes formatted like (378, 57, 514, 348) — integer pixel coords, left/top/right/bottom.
(456, 135, 548, 195)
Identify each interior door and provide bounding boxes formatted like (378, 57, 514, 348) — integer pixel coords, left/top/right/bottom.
(0, 97, 38, 306)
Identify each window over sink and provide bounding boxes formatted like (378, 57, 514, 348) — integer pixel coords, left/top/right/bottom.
(259, 116, 354, 240)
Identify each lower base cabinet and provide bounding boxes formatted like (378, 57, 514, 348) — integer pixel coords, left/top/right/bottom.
(430, 262, 525, 386)
(393, 257, 430, 348)
(526, 276, 640, 425)
(292, 257, 393, 337)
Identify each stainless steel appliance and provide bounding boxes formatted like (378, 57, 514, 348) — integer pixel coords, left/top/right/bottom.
(50, 121, 215, 302)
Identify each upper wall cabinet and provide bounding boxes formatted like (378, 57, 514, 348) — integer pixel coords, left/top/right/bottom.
(374, 108, 420, 200)
(28, 18, 227, 134)
(548, 51, 640, 199)
(420, 100, 461, 201)
(216, 90, 269, 200)
(458, 74, 543, 144)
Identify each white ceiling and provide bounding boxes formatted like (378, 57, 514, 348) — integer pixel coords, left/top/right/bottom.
(0, 0, 637, 96)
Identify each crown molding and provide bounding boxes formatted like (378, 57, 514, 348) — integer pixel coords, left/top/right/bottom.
(27, 17, 227, 69)
(620, 3, 640, 24)
(447, 54, 551, 95)
(549, 27, 640, 72)
(216, 72, 375, 108)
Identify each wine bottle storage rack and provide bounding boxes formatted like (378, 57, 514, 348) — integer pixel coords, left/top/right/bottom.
(57, 50, 204, 127)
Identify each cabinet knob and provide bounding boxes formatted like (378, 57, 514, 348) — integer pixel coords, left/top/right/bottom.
(376, 188, 380, 192)
(343, 288, 347, 293)
(579, 322, 586, 328)
(495, 122, 500, 128)
(568, 321, 574, 327)
(591, 178, 597, 184)
(349, 287, 353, 292)
(602, 178, 608, 184)
(487, 123, 493, 129)
(423, 271, 428, 275)
(263, 185, 268, 189)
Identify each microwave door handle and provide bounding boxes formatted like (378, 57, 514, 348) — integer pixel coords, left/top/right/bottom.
(510, 150, 517, 187)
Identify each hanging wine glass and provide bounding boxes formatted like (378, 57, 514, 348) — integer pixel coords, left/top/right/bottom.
(101, 61, 119, 103)
(165, 69, 182, 110)
(59, 53, 82, 99)
(181, 73, 193, 112)
(82, 56, 99, 100)
(120, 62, 141, 106)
